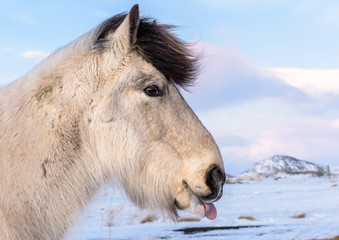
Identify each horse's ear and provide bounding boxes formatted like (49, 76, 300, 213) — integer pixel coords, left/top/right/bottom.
(108, 4, 140, 58)
(127, 4, 140, 46)
(94, 5, 140, 57)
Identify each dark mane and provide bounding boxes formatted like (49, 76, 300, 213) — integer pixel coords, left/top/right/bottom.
(93, 14, 199, 88)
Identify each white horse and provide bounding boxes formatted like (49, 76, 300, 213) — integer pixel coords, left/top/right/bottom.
(0, 5, 225, 240)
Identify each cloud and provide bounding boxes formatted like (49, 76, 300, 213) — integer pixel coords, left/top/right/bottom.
(330, 119, 339, 131)
(221, 131, 307, 161)
(20, 51, 50, 61)
(265, 68, 339, 98)
(185, 43, 339, 174)
(2, 48, 11, 52)
(184, 42, 310, 110)
(213, 108, 339, 174)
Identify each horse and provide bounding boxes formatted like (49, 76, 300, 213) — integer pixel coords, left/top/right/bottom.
(0, 4, 225, 240)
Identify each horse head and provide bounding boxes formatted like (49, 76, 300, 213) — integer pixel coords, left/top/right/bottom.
(88, 5, 225, 219)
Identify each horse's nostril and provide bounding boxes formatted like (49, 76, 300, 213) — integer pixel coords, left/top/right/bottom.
(205, 166, 225, 198)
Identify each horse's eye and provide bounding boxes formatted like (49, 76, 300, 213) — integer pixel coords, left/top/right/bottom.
(144, 85, 163, 97)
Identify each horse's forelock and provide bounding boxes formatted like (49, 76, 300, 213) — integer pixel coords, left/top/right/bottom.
(93, 14, 199, 89)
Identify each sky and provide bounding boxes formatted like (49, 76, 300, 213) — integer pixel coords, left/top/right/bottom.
(1, 0, 339, 175)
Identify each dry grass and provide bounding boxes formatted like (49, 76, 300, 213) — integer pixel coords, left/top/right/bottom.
(248, 176, 262, 181)
(236, 179, 243, 184)
(238, 215, 256, 221)
(330, 236, 339, 240)
(225, 179, 243, 184)
(291, 213, 307, 219)
(178, 217, 201, 222)
(140, 214, 158, 224)
(106, 203, 125, 227)
(225, 179, 235, 184)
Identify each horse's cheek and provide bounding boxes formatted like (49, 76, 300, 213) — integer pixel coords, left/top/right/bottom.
(174, 186, 191, 210)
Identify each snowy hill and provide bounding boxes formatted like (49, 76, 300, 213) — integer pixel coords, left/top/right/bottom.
(239, 155, 325, 179)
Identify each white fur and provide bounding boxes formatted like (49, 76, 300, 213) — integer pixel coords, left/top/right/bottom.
(0, 6, 224, 240)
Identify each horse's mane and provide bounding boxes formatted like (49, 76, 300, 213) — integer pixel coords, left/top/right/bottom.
(93, 14, 199, 88)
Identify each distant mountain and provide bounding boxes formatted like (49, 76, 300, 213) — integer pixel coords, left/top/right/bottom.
(239, 155, 326, 179)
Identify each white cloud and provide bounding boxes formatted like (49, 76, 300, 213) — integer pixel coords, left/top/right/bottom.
(265, 68, 339, 98)
(330, 119, 339, 130)
(197, 93, 339, 173)
(20, 51, 50, 61)
(186, 42, 308, 110)
(221, 131, 307, 160)
(216, 114, 339, 166)
(187, 42, 339, 173)
(2, 48, 11, 52)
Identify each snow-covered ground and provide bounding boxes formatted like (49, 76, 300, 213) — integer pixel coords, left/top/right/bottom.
(67, 176, 339, 240)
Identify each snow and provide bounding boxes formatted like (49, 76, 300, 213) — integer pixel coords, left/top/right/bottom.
(330, 165, 339, 175)
(66, 176, 339, 240)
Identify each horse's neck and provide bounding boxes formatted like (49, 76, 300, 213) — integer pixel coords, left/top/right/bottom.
(0, 29, 114, 238)
(0, 75, 106, 240)
(0, 116, 105, 239)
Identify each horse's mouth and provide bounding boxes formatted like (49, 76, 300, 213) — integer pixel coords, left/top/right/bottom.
(175, 182, 223, 220)
(175, 194, 219, 220)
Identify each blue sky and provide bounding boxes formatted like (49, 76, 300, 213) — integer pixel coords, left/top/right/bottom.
(1, 0, 339, 174)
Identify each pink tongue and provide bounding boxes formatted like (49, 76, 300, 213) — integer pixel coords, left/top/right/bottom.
(203, 203, 217, 220)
